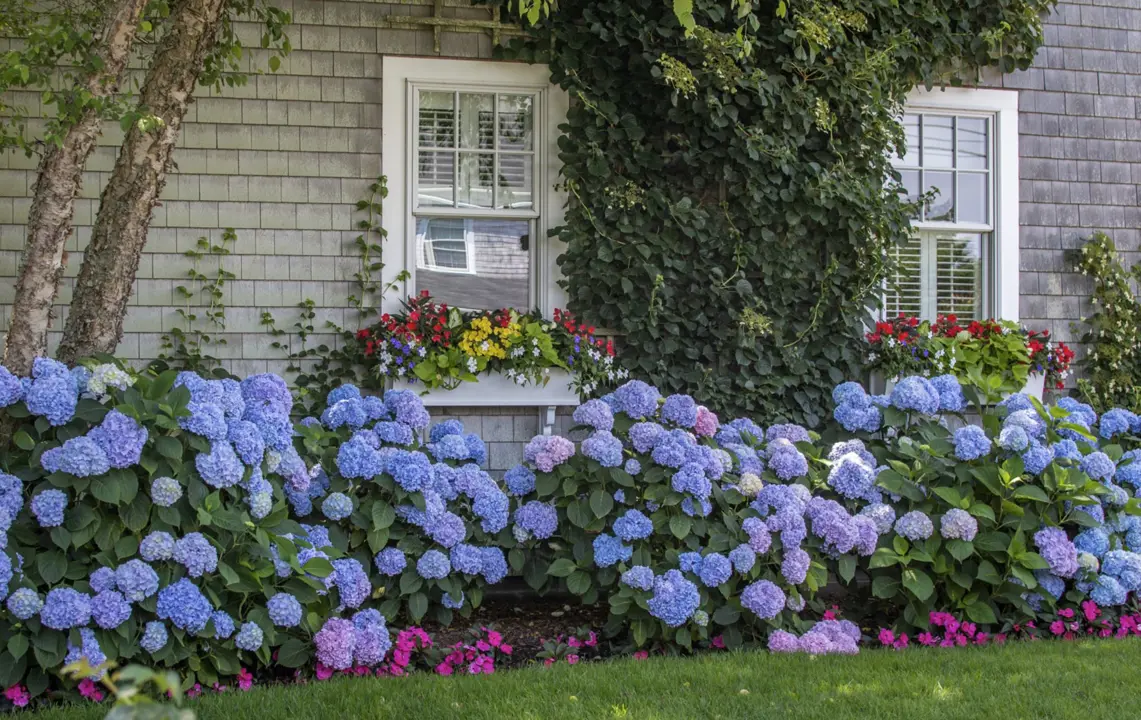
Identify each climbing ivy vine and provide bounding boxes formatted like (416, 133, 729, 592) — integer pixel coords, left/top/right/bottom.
(502, 0, 1052, 424)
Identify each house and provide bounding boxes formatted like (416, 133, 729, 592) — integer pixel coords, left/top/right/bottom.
(0, 0, 1134, 469)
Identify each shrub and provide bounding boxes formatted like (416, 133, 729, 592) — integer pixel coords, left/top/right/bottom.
(2, 358, 1141, 701)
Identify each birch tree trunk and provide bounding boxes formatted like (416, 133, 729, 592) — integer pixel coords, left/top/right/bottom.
(56, 0, 228, 363)
(2, 0, 149, 375)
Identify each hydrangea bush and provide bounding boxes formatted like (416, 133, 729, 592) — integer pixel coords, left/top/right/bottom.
(2, 359, 1141, 699)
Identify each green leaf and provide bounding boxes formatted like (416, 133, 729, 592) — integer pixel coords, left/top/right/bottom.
(868, 548, 900, 569)
(566, 570, 592, 595)
(871, 575, 900, 599)
(837, 554, 856, 584)
(408, 592, 428, 621)
(567, 500, 592, 529)
(590, 489, 614, 519)
(901, 568, 934, 601)
(1018, 551, 1050, 570)
(36, 550, 67, 584)
(371, 502, 395, 530)
(12, 431, 34, 451)
(932, 487, 963, 507)
(965, 601, 997, 625)
(91, 475, 120, 505)
(974, 532, 1009, 552)
(7, 635, 29, 661)
(669, 515, 692, 539)
(945, 539, 974, 561)
(976, 560, 1002, 585)
(547, 558, 578, 578)
(1012, 485, 1050, 503)
(399, 572, 423, 595)
(302, 556, 334, 578)
(712, 605, 740, 625)
(155, 436, 183, 461)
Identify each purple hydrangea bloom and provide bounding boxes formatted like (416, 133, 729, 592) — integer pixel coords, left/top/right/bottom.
(524, 435, 576, 473)
(859, 503, 896, 535)
(383, 389, 430, 430)
(140, 531, 175, 562)
(228, 420, 266, 466)
(629, 422, 665, 453)
(0, 365, 23, 407)
(767, 439, 808, 481)
(195, 441, 243, 488)
(767, 424, 810, 444)
(660, 394, 698, 427)
(781, 547, 811, 584)
(90, 567, 117, 593)
(90, 590, 131, 629)
(333, 558, 371, 609)
(353, 612, 392, 666)
(1034, 526, 1079, 578)
(315, 617, 356, 670)
(827, 452, 876, 500)
(741, 579, 785, 619)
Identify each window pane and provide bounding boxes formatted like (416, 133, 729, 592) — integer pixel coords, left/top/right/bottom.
(897, 169, 921, 218)
(893, 114, 920, 165)
(935, 232, 985, 321)
(886, 236, 923, 318)
(957, 173, 988, 224)
(418, 92, 455, 148)
(415, 218, 530, 310)
(924, 170, 954, 222)
(459, 93, 495, 150)
(457, 152, 494, 208)
(417, 151, 454, 207)
(922, 116, 954, 168)
(498, 95, 533, 151)
(497, 154, 533, 210)
(956, 117, 988, 170)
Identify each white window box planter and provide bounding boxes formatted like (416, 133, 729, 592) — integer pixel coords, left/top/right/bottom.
(390, 369, 581, 408)
(878, 372, 1045, 403)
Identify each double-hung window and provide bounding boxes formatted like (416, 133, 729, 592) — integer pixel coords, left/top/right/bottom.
(886, 89, 1020, 322)
(382, 58, 568, 315)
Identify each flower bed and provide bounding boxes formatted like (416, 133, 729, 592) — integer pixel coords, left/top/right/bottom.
(865, 314, 1074, 394)
(354, 293, 624, 396)
(0, 357, 1139, 705)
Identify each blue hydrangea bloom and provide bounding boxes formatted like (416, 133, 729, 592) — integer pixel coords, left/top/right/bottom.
(387, 450, 433, 492)
(1081, 452, 1116, 481)
(660, 394, 699, 427)
(514, 501, 558, 540)
(322, 398, 369, 431)
(624, 458, 641, 475)
(174, 532, 218, 577)
(322, 492, 354, 521)
(235, 622, 264, 651)
(1091, 574, 1127, 606)
(88, 409, 148, 468)
(40, 437, 109, 478)
(429, 419, 464, 443)
(613, 509, 653, 541)
(449, 543, 484, 575)
(383, 389, 430, 429)
(179, 401, 228, 441)
(336, 434, 384, 479)
(582, 430, 623, 467)
(115, 559, 159, 602)
(0, 473, 23, 521)
(767, 424, 810, 444)
(929, 374, 965, 412)
(1074, 528, 1110, 558)
(212, 611, 235, 639)
(827, 452, 875, 500)
(90, 567, 117, 594)
(1052, 439, 1083, 462)
(0, 365, 23, 407)
(698, 552, 732, 587)
(572, 399, 615, 431)
(729, 544, 756, 573)
(31, 489, 67, 527)
(1099, 408, 1137, 440)
(333, 558, 371, 609)
(620, 565, 654, 591)
(141, 621, 168, 654)
(894, 511, 933, 540)
(613, 380, 661, 419)
(939, 509, 978, 541)
(833, 401, 882, 433)
(228, 419, 266, 466)
(592, 533, 632, 567)
(428, 433, 468, 461)
(1103, 550, 1141, 592)
(781, 547, 811, 584)
(504, 464, 535, 496)
(374, 548, 406, 576)
(64, 628, 106, 680)
(832, 382, 867, 406)
(140, 531, 175, 562)
(997, 425, 1029, 452)
(953, 425, 991, 461)
(6, 588, 42, 620)
(647, 569, 700, 626)
(416, 549, 451, 579)
(150, 476, 183, 507)
(629, 422, 665, 453)
(479, 547, 508, 584)
(327, 384, 362, 406)
(40, 587, 92, 629)
(890, 376, 940, 415)
(25, 361, 78, 426)
(1022, 441, 1055, 476)
(767, 439, 808, 481)
(195, 441, 243, 488)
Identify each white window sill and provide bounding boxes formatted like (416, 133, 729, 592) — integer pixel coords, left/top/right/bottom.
(390, 368, 580, 407)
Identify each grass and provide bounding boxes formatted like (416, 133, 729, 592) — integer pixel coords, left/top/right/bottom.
(30, 639, 1141, 720)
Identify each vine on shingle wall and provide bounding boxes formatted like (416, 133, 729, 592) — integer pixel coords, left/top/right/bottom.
(502, 0, 1052, 425)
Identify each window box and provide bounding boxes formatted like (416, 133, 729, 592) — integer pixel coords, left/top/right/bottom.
(390, 369, 580, 408)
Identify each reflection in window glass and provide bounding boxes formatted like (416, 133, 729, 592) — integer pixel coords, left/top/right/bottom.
(922, 116, 954, 168)
(415, 218, 531, 310)
(924, 170, 954, 222)
(956, 117, 988, 170)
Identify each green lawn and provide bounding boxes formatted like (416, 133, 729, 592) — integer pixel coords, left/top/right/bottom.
(31, 640, 1141, 720)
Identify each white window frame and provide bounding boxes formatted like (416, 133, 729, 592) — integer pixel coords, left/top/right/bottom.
(382, 57, 569, 315)
(893, 87, 1020, 322)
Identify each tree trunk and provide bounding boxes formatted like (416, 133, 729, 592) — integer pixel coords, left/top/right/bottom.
(56, 0, 228, 364)
(2, 0, 149, 375)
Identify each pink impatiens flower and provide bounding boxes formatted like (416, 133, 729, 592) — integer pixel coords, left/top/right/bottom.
(566, 655, 580, 665)
(315, 663, 335, 681)
(237, 668, 253, 691)
(877, 628, 896, 646)
(78, 679, 105, 702)
(5, 684, 30, 707)
(633, 651, 649, 661)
